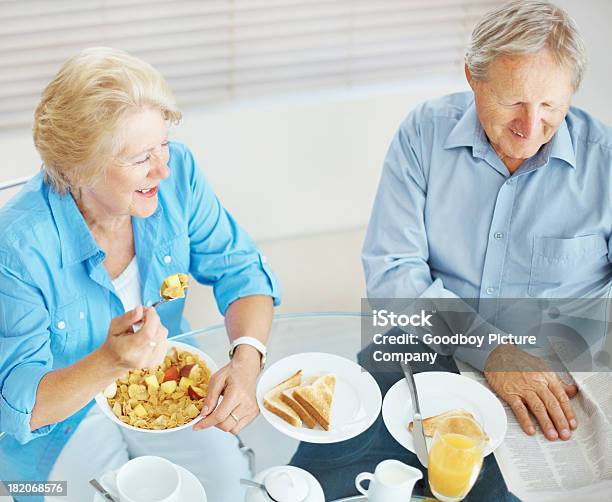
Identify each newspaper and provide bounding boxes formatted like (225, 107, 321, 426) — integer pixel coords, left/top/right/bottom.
(457, 347, 612, 502)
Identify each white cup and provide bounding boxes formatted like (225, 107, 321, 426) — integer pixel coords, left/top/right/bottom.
(103, 456, 182, 502)
(355, 459, 423, 502)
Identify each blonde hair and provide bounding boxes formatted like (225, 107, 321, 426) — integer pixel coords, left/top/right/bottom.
(33, 47, 182, 194)
(465, 0, 586, 90)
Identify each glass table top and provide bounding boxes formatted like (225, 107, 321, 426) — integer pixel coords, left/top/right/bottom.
(1, 313, 434, 501)
(174, 313, 430, 501)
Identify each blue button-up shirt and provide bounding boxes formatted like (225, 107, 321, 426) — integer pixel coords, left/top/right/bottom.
(0, 142, 280, 485)
(362, 92, 612, 368)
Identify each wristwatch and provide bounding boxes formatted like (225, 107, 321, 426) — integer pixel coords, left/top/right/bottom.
(229, 336, 267, 370)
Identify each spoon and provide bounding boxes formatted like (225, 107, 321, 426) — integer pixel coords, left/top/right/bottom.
(240, 478, 281, 502)
(150, 296, 177, 308)
(89, 479, 117, 502)
(241, 471, 309, 502)
(132, 295, 178, 332)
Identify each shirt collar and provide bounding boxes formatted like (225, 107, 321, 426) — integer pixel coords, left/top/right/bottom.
(47, 186, 102, 267)
(548, 118, 576, 169)
(444, 101, 576, 169)
(443, 101, 481, 152)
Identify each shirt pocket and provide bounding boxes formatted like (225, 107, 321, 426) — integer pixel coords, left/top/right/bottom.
(49, 296, 87, 361)
(528, 234, 609, 297)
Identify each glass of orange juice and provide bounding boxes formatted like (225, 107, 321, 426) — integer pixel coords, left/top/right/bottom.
(428, 415, 485, 501)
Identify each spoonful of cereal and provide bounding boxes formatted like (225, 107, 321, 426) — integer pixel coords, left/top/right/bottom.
(153, 273, 189, 307)
(131, 273, 189, 333)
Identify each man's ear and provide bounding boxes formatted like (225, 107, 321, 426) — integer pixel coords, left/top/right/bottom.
(465, 64, 475, 90)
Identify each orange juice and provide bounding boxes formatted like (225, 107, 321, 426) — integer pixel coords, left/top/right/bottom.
(428, 432, 483, 501)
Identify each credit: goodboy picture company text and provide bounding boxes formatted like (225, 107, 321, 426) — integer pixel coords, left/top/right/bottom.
(370, 309, 537, 365)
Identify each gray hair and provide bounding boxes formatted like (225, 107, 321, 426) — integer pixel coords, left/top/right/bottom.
(465, 0, 586, 90)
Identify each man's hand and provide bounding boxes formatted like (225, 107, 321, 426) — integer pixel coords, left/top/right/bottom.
(484, 344, 578, 441)
(192, 345, 261, 434)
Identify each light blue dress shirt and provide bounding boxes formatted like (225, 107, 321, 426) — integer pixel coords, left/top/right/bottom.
(362, 92, 612, 368)
(0, 142, 280, 488)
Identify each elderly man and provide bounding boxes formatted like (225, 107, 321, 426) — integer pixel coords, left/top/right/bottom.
(291, 1, 610, 500)
(363, 0, 612, 443)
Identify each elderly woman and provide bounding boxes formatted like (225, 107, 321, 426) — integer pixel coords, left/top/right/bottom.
(0, 47, 279, 502)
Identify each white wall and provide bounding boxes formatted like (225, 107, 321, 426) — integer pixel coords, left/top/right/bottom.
(1, 1, 610, 242)
(556, 0, 612, 125)
(173, 79, 469, 241)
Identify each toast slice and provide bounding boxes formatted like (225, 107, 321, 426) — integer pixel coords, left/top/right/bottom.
(280, 379, 318, 429)
(292, 374, 336, 431)
(408, 408, 489, 442)
(263, 370, 303, 427)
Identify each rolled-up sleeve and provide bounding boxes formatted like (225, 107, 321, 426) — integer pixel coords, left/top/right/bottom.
(181, 148, 281, 315)
(0, 253, 55, 443)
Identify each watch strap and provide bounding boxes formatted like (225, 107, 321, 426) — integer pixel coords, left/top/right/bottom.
(229, 336, 267, 369)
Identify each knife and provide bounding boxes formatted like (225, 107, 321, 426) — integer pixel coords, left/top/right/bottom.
(89, 479, 118, 502)
(399, 360, 429, 467)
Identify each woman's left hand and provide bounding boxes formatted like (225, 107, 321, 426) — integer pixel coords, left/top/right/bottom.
(192, 345, 262, 434)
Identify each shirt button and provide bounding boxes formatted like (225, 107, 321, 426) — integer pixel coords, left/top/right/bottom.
(486, 287, 495, 295)
(494, 232, 504, 240)
(163, 255, 172, 264)
(79, 311, 85, 319)
(506, 179, 514, 185)
(57, 320, 66, 329)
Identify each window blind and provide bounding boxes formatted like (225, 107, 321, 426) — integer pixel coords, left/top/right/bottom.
(0, 0, 502, 129)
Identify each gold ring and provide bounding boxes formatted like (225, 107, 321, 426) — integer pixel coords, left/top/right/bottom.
(230, 412, 239, 423)
(148, 341, 157, 348)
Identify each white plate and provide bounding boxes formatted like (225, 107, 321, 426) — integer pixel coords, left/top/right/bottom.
(94, 340, 218, 434)
(382, 372, 507, 457)
(93, 463, 207, 502)
(256, 352, 382, 443)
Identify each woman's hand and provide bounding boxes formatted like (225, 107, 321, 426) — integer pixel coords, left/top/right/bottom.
(31, 306, 169, 430)
(193, 345, 262, 434)
(484, 344, 578, 441)
(100, 306, 169, 371)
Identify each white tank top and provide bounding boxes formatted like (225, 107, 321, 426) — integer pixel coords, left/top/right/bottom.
(111, 256, 142, 312)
